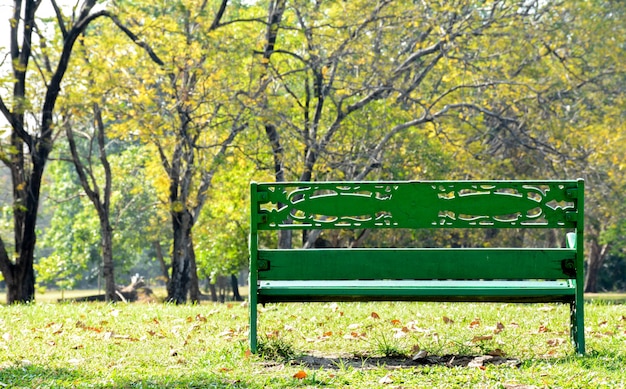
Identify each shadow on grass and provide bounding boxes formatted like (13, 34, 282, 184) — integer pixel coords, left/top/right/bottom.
(0, 365, 248, 388)
(293, 352, 522, 370)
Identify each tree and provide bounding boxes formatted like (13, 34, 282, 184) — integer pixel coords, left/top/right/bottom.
(252, 1, 569, 248)
(37, 143, 163, 293)
(0, 0, 174, 303)
(64, 103, 117, 301)
(0, 0, 110, 303)
(102, 0, 257, 303)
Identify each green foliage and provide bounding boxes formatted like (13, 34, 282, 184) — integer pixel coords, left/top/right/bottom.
(37, 144, 162, 290)
(3, 0, 626, 292)
(36, 162, 100, 290)
(195, 158, 251, 279)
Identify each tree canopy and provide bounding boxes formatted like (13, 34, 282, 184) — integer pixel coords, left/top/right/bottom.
(1, 0, 625, 302)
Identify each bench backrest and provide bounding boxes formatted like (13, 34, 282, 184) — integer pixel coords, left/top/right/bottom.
(250, 180, 584, 283)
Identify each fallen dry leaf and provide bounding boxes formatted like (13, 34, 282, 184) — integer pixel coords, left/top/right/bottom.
(379, 374, 394, 384)
(469, 319, 481, 328)
(265, 330, 279, 339)
(412, 350, 429, 360)
(471, 335, 493, 343)
(343, 331, 367, 340)
(546, 338, 566, 347)
(443, 316, 454, 324)
(493, 322, 505, 334)
(371, 312, 381, 319)
(538, 325, 550, 333)
(293, 370, 307, 379)
(488, 348, 506, 357)
(393, 327, 409, 339)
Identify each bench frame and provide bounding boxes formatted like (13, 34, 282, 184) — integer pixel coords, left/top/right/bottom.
(249, 180, 585, 355)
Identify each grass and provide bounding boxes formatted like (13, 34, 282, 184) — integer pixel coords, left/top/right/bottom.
(0, 299, 624, 388)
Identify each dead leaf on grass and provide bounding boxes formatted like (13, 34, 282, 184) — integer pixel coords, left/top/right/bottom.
(378, 374, 394, 384)
(489, 322, 505, 334)
(471, 335, 493, 343)
(371, 312, 381, 319)
(538, 325, 550, 333)
(293, 370, 307, 379)
(546, 338, 565, 347)
(443, 316, 454, 324)
(343, 331, 367, 340)
(488, 348, 506, 357)
(412, 350, 429, 360)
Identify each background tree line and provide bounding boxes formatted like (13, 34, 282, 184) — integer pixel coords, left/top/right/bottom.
(1, 0, 625, 304)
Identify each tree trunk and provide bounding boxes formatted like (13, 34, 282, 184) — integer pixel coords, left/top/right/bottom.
(584, 239, 609, 293)
(231, 274, 243, 301)
(4, 161, 44, 304)
(188, 237, 201, 303)
(100, 218, 116, 302)
(208, 281, 218, 302)
(167, 210, 192, 303)
(153, 240, 170, 283)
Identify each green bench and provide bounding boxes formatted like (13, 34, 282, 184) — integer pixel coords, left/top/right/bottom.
(249, 180, 585, 355)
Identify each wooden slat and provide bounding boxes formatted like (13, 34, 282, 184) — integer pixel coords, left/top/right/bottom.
(258, 248, 577, 281)
(257, 280, 576, 304)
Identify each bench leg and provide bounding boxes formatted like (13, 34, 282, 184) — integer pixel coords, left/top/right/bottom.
(570, 300, 585, 355)
(250, 302, 258, 353)
(249, 288, 258, 353)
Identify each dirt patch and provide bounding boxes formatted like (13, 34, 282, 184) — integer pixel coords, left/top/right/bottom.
(293, 352, 521, 370)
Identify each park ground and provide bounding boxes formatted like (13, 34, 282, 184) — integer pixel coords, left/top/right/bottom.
(0, 293, 625, 388)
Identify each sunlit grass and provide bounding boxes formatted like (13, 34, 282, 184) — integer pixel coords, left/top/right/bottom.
(0, 299, 624, 388)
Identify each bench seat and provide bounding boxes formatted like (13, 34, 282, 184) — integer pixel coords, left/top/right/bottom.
(258, 280, 576, 303)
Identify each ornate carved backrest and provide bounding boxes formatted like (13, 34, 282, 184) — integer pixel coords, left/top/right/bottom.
(253, 180, 583, 231)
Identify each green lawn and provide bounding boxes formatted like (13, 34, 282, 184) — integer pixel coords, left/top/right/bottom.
(0, 299, 624, 388)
